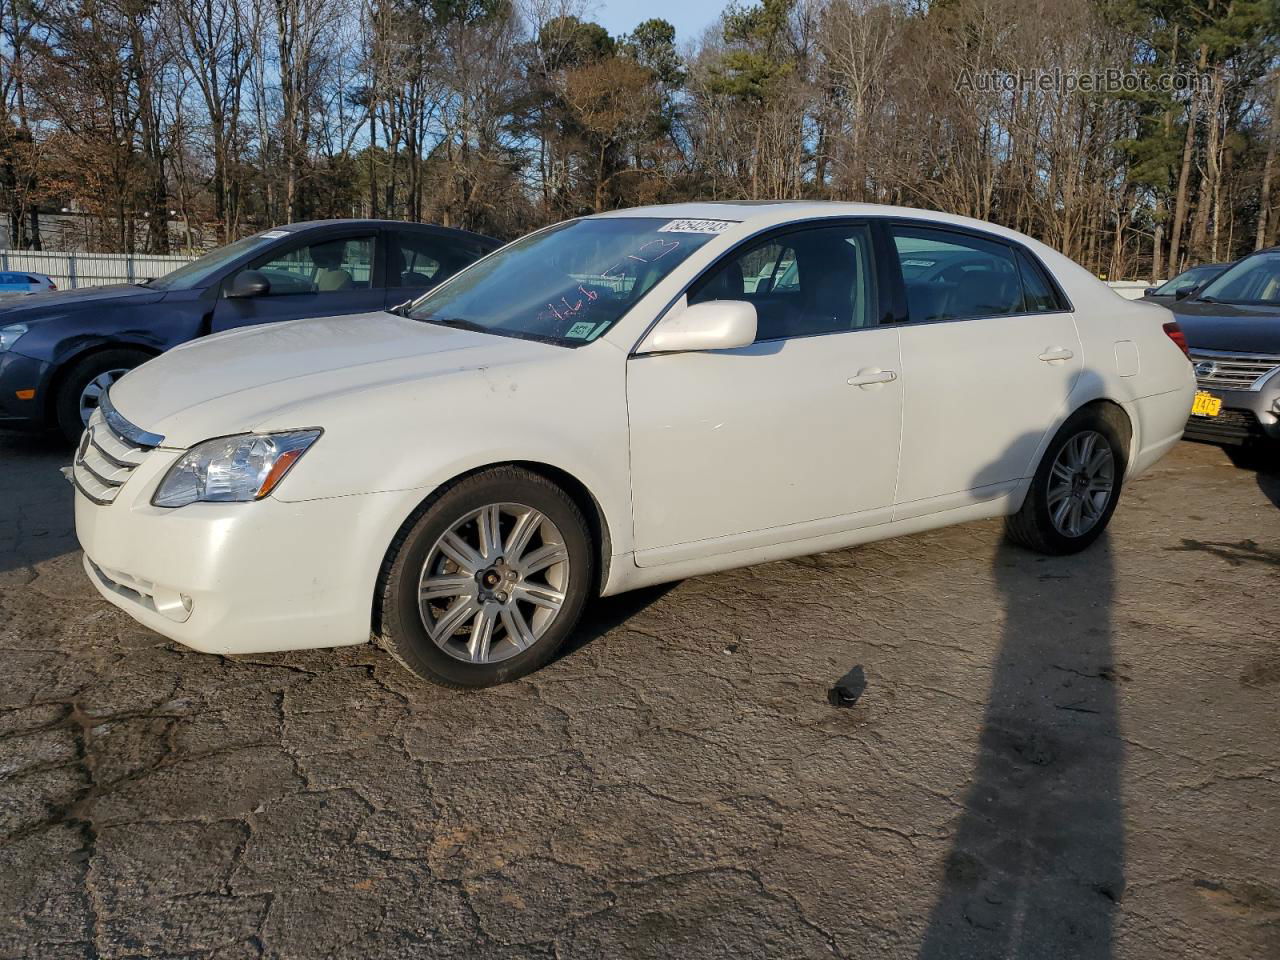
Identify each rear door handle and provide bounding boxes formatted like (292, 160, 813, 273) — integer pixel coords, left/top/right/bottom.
(847, 368, 897, 388)
(1038, 347, 1074, 363)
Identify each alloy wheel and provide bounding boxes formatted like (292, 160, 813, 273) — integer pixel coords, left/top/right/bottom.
(1046, 430, 1115, 538)
(417, 502, 571, 664)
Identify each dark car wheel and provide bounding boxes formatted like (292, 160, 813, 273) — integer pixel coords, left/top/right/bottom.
(375, 466, 594, 688)
(54, 348, 152, 443)
(1006, 405, 1129, 555)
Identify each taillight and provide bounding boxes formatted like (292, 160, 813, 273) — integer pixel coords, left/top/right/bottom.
(1163, 321, 1190, 358)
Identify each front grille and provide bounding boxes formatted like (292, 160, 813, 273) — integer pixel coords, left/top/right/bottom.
(1183, 407, 1266, 446)
(72, 393, 162, 505)
(1189, 349, 1280, 391)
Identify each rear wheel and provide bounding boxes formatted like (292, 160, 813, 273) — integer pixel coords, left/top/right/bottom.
(376, 466, 594, 688)
(54, 348, 151, 443)
(1006, 406, 1129, 555)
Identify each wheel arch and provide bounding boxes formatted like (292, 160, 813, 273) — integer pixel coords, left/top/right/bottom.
(1011, 395, 1136, 514)
(370, 458, 613, 635)
(44, 340, 162, 424)
(1073, 396, 1135, 470)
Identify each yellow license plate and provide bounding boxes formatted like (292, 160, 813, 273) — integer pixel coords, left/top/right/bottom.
(1191, 391, 1222, 418)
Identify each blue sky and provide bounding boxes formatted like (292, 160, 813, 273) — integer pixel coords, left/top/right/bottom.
(590, 0, 725, 45)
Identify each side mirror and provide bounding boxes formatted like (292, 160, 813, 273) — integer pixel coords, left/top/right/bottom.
(226, 270, 270, 299)
(1143, 287, 1156, 297)
(1175, 286, 1193, 301)
(639, 300, 757, 354)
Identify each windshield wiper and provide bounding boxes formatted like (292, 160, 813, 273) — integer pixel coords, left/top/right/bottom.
(419, 316, 490, 333)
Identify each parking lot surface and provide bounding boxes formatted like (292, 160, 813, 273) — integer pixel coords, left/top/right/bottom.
(1, 431, 1277, 959)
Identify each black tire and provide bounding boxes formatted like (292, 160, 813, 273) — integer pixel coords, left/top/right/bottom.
(53, 348, 152, 443)
(1005, 405, 1130, 555)
(375, 466, 594, 688)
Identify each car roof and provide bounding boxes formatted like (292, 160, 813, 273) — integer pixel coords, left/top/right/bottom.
(588, 200, 1050, 244)
(269, 219, 497, 244)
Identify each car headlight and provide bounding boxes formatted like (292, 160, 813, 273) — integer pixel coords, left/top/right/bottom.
(0, 323, 27, 352)
(152, 430, 321, 508)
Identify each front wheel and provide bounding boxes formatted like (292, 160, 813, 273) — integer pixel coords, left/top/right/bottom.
(54, 348, 152, 443)
(376, 466, 594, 688)
(1005, 406, 1129, 555)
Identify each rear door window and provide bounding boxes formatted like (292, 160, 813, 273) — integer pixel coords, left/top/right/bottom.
(391, 231, 490, 289)
(1015, 249, 1067, 312)
(891, 226, 1023, 321)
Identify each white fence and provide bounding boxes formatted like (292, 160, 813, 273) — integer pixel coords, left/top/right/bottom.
(0, 249, 196, 289)
(1108, 280, 1157, 300)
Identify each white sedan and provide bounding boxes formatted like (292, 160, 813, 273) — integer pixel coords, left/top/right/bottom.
(71, 203, 1195, 687)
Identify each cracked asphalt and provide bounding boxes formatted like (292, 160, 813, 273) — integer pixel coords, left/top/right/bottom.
(1, 430, 1278, 959)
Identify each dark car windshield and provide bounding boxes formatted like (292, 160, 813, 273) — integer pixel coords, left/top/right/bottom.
(1153, 264, 1219, 297)
(144, 232, 284, 291)
(1195, 253, 1280, 305)
(406, 217, 729, 344)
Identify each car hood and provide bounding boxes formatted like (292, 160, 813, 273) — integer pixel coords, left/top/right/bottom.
(0, 283, 165, 319)
(109, 311, 566, 447)
(1172, 299, 1280, 354)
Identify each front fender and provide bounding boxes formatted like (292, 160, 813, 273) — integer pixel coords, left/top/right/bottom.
(267, 345, 638, 557)
(13, 300, 205, 369)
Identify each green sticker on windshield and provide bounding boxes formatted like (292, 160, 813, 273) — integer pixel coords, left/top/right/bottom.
(565, 321, 597, 339)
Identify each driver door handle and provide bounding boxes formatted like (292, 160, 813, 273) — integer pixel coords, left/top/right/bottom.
(847, 368, 898, 388)
(1038, 347, 1074, 363)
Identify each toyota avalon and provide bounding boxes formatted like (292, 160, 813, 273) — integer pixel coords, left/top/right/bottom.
(71, 203, 1195, 687)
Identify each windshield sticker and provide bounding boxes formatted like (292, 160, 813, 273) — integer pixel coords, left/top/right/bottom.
(658, 219, 735, 235)
(260, 230, 290, 239)
(565, 320, 598, 339)
(629, 238, 681, 262)
(599, 237, 684, 285)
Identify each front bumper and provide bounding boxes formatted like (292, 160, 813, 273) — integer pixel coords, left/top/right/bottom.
(74, 476, 406, 654)
(0, 351, 51, 425)
(1184, 383, 1280, 446)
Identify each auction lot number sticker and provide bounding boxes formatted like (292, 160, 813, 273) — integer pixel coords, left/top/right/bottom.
(658, 219, 737, 235)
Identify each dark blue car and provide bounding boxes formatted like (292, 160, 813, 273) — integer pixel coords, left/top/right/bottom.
(0, 219, 498, 440)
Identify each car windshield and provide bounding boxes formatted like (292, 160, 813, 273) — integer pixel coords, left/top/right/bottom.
(406, 217, 728, 344)
(144, 233, 282, 291)
(1162, 264, 1208, 295)
(1154, 265, 1216, 296)
(1195, 254, 1280, 305)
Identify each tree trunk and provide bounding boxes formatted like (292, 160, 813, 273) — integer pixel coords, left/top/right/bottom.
(1257, 73, 1280, 249)
(1189, 65, 1224, 261)
(1170, 44, 1208, 272)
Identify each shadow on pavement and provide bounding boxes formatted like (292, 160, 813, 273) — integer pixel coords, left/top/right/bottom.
(0, 430, 77, 577)
(1223, 442, 1280, 510)
(920, 405, 1125, 957)
(1251, 455, 1280, 511)
(919, 536, 1124, 958)
(1259, 471, 1280, 510)
(555, 582, 676, 663)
